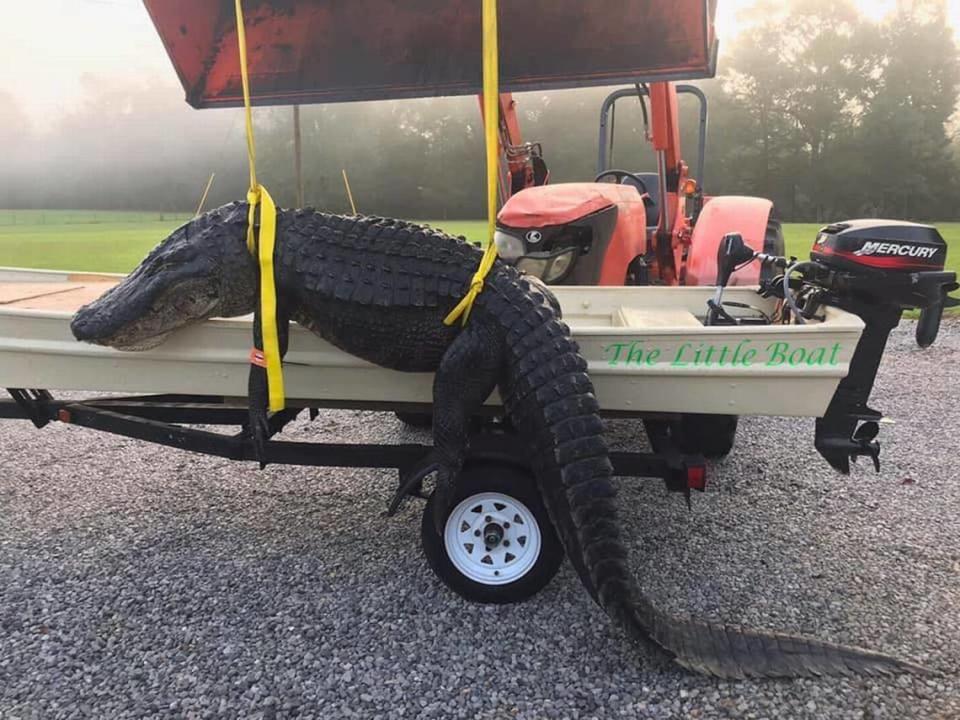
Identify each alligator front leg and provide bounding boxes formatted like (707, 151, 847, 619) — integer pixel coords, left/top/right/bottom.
(388, 320, 504, 531)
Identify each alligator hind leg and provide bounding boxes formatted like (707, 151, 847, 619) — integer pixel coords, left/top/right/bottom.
(387, 320, 504, 531)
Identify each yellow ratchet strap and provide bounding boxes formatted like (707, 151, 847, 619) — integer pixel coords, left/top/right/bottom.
(235, 0, 285, 411)
(444, 0, 500, 327)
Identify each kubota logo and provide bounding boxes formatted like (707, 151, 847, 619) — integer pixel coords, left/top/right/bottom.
(853, 241, 937, 259)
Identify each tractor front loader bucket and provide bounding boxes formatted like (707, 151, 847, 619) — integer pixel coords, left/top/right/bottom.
(143, 0, 717, 108)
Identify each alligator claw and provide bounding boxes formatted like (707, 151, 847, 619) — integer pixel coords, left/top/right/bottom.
(387, 451, 459, 530)
(387, 456, 439, 516)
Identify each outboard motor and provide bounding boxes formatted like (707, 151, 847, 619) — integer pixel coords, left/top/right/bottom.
(811, 220, 951, 346)
(783, 220, 957, 473)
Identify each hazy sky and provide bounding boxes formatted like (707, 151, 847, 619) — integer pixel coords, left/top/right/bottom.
(4, 0, 170, 127)
(4, 0, 960, 130)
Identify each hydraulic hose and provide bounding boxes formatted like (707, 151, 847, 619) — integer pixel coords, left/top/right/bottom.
(783, 261, 819, 325)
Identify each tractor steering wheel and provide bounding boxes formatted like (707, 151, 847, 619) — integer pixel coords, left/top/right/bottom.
(594, 169, 649, 195)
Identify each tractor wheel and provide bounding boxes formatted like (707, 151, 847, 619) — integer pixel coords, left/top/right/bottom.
(421, 463, 563, 604)
(644, 413, 738, 460)
(761, 217, 785, 281)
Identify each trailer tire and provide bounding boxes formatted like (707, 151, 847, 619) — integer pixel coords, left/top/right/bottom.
(395, 411, 432, 428)
(421, 463, 563, 604)
(679, 413, 738, 458)
(644, 413, 738, 459)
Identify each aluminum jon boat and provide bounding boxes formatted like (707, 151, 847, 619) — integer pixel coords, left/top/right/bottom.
(0, 267, 863, 418)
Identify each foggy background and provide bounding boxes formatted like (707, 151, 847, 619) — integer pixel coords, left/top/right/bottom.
(2, 0, 959, 222)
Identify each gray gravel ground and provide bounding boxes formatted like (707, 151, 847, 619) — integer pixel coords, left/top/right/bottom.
(1, 319, 959, 719)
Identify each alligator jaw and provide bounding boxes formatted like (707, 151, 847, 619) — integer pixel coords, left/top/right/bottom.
(71, 202, 256, 351)
(72, 276, 219, 351)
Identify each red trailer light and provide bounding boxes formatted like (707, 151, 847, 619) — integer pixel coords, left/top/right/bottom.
(686, 464, 706, 491)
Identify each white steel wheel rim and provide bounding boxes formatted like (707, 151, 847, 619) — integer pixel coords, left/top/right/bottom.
(443, 491, 542, 586)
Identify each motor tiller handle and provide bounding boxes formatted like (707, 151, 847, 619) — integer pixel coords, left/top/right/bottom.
(715, 233, 755, 288)
(707, 233, 757, 325)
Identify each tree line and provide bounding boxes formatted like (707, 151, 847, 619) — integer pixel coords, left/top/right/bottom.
(2, 0, 958, 223)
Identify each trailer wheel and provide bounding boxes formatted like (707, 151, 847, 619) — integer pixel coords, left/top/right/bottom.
(644, 413, 738, 459)
(421, 464, 563, 604)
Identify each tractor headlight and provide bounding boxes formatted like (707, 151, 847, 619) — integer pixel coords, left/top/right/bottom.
(494, 230, 525, 261)
(546, 249, 575, 281)
(517, 247, 578, 283)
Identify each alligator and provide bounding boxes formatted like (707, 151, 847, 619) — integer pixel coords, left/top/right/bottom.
(71, 201, 924, 678)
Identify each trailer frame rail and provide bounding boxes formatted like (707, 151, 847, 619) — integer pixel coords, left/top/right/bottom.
(0, 390, 708, 497)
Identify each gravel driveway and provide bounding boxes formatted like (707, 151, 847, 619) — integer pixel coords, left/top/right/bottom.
(1, 319, 958, 719)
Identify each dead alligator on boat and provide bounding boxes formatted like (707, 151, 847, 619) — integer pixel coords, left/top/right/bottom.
(71, 202, 925, 678)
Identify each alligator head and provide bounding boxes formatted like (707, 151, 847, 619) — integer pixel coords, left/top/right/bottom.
(71, 202, 257, 350)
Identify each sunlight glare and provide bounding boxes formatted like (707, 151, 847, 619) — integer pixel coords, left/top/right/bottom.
(855, 0, 897, 22)
(717, 0, 960, 39)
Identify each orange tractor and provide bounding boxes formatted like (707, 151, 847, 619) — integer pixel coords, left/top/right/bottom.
(490, 81, 785, 456)
(493, 85, 784, 288)
(144, 0, 779, 456)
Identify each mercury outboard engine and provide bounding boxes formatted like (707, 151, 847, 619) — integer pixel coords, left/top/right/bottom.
(773, 220, 956, 473)
(714, 220, 956, 474)
(811, 220, 951, 347)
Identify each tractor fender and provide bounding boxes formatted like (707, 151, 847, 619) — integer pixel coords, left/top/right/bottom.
(685, 195, 773, 286)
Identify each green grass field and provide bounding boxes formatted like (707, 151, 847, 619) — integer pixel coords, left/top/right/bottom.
(0, 211, 193, 274)
(1, 210, 958, 279)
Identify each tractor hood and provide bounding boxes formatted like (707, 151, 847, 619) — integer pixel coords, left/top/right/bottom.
(143, 0, 717, 108)
(497, 183, 645, 228)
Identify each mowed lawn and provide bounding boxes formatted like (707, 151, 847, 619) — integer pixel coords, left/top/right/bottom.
(0, 211, 488, 274)
(0, 210, 958, 278)
(0, 211, 194, 274)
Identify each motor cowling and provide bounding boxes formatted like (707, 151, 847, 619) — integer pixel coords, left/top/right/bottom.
(809, 219, 954, 314)
(811, 219, 946, 274)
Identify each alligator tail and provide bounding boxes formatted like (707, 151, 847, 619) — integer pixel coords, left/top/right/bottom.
(493, 273, 926, 679)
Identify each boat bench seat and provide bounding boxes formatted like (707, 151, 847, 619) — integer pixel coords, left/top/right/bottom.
(615, 306, 702, 329)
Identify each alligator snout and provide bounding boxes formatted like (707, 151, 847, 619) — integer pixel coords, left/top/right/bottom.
(70, 309, 101, 343)
(70, 202, 258, 351)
